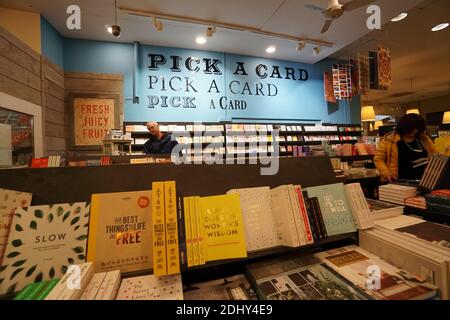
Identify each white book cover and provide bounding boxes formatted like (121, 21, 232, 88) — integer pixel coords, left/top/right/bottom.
(0, 203, 90, 295)
(116, 274, 183, 300)
(344, 184, 374, 230)
(227, 187, 279, 252)
(0, 189, 33, 264)
(270, 186, 300, 247)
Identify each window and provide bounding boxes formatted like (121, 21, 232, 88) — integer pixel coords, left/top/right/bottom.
(0, 106, 34, 167)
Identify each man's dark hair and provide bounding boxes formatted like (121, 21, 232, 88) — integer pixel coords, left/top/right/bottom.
(396, 114, 427, 137)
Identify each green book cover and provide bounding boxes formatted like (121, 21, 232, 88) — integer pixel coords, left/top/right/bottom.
(306, 183, 357, 237)
(13, 282, 37, 300)
(25, 281, 48, 300)
(36, 278, 59, 300)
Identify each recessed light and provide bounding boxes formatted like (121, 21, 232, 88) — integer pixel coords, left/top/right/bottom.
(391, 13, 408, 22)
(313, 46, 321, 56)
(106, 25, 113, 33)
(196, 36, 207, 44)
(266, 46, 276, 53)
(431, 23, 449, 32)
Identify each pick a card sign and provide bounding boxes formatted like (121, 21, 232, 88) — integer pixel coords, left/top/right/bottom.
(73, 98, 116, 147)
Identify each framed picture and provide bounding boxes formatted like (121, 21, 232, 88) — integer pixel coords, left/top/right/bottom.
(69, 93, 120, 150)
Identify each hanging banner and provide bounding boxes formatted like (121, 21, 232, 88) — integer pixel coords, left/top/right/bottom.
(324, 71, 336, 103)
(377, 46, 392, 90)
(358, 53, 370, 95)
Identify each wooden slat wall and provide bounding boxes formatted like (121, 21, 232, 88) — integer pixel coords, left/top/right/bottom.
(0, 25, 125, 157)
(0, 26, 41, 106)
(42, 57, 66, 155)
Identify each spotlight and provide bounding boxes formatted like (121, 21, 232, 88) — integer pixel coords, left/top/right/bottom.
(106, 25, 113, 34)
(111, 25, 121, 37)
(391, 13, 408, 22)
(206, 26, 216, 37)
(296, 41, 306, 51)
(196, 36, 207, 44)
(313, 46, 321, 56)
(432, 23, 449, 32)
(266, 46, 276, 54)
(153, 17, 163, 31)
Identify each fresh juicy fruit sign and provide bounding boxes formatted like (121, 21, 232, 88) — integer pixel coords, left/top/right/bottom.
(127, 45, 336, 122)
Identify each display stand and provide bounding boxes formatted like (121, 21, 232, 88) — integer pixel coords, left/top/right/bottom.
(0, 157, 357, 286)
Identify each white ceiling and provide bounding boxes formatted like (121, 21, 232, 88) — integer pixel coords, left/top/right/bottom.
(0, 0, 424, 63)
(333, 0, 450, 105)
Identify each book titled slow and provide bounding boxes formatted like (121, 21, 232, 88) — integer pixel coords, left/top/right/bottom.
(306, 183, 357, 236)
(199, 194, 247, 262)
(0, 203, 90, 295)
(87, 190, 153, 274)
(116, 274, 183, 300)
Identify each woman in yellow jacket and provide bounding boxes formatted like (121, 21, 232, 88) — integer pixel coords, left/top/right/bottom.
(374, 114, 437, 182)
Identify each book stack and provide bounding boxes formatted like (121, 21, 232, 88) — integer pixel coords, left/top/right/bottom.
(405, 196, 427, 210)
(182, 193, 247, 267)
(359, 221, 450, 299)
(152, 182, 181, 276)
(116, 274, 183, 300)
(80, 270, 121, 300)
(306, 183, 358, 237)
(47, 155, 61, 167)
(246, 253, 369, 300)
(30, 158, 49, 168)
(315, 245, 439, 300)
(425, 190, 450, 214)
(366, 198, 404, 220)
(45, 263, 94, 300)
(420, 155, 449, 190)
(344, 184, 375, 230)
(379, 184, 418, 205)
(183, 274, 257, 300)
(13, 279, 60, 300)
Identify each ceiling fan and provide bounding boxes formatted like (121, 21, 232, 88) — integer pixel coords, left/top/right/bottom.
(305, 0, 376, 34)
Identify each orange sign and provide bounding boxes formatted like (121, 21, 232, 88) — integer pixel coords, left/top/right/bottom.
(74, 98, 115, 146)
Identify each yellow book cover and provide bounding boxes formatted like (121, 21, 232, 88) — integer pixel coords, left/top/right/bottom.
(190, 197, 200, 266)
(183, 197, 193, 267)
(195, 196, 206, 265)
(87, 191, 152, 273)
(164, 181, 180, 275)
(200, 194, 247, 262)
(152, 182, 167, 276)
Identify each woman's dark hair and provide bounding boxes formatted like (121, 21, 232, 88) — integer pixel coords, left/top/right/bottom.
(396, 114, 427, 137)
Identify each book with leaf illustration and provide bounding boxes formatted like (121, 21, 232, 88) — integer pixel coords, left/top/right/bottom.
(0, 203, 90, 295)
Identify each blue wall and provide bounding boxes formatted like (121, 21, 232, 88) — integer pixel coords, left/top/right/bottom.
(40, 17, 64, 68)
(62, 39, 361, 124)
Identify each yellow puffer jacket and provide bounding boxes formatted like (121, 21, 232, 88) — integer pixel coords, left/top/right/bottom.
(374, 132, 437, 181)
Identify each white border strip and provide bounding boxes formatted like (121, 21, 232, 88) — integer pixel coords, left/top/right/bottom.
(0, 91, 43, 157)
